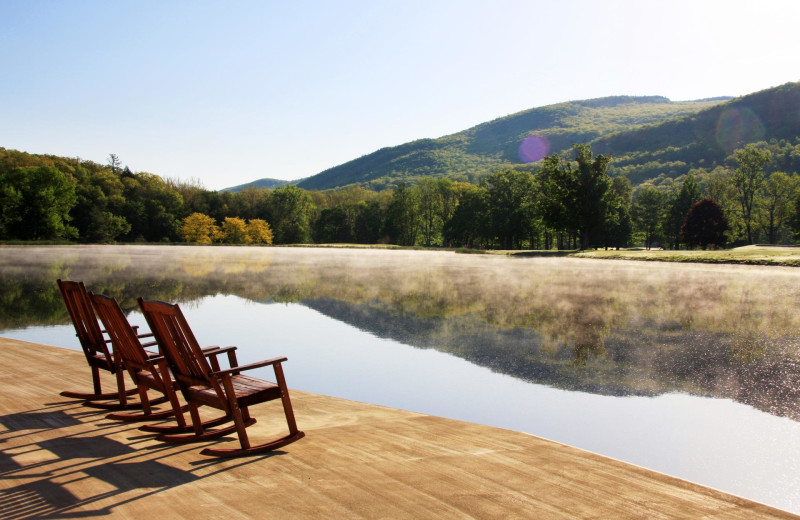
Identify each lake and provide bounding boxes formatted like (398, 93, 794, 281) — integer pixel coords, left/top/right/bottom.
(2, 245, 800, 514)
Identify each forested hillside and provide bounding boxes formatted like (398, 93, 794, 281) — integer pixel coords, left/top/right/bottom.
(223, 177, 291, 192)
(595, 82, 800, 185)
(3, 83, 800, 251)
(295, 95, 727, 191)
(291, 83, 800, 192)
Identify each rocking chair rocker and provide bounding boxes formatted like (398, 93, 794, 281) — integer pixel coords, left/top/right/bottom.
(138, 298, 305, 457)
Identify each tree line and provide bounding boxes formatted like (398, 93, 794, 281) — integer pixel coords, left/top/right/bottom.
(1, 142, 798, 249)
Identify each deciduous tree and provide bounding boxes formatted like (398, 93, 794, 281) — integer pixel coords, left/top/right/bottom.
(633, 186, 666, 249)
(483, 169, 537, 249)
(181, 212, 218, 244)
(443, 184, 488, 249)
(246, 218, 274, 245)
(680, 198, 729, 249)
(221, 216, 249, 244)
(573, 144, 612, 250)
(416, 177, 444, 246)
(353, 200, 385, 244)
(664, 173, 701, 249)
(384, 183, 420, 246)
(267, 185, 314, 244)
(120, 172, 183, 242)
(733, 144, 772, 244)
(761, 171, 799, 244)
(604, 176, 633, 249)
(0, 166, 77, 240)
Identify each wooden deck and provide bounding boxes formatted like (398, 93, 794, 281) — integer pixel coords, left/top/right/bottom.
(1, 337, 796, 519)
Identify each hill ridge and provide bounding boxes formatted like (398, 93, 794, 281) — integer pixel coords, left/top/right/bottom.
(227, 83, 799, 192)
(289, 94, 730, 191)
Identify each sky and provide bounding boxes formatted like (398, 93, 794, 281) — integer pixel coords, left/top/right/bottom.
(1, 1, 799, 191)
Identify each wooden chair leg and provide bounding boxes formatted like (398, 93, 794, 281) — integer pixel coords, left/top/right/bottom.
(232, 406, 251, 451)
(199, 370, 305, 458)
(275, 364, 300, 435)
(165, 387, 187, 429)
(160, 362, 187, 429)
(223, 375, 251, 450)
(189, 402, 204, 436)
(92, 365, 102, 395)
(136, 366, 200, 432)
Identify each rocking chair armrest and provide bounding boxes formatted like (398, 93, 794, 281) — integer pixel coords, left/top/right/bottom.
(210, 356, 288, 377)
(204, 345, 236, 357)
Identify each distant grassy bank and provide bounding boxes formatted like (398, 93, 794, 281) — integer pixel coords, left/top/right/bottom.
(503, 245, 800, 266)
(307, 243, 800, 266)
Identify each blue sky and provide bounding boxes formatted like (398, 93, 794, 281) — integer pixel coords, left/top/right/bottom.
(1, 1, 799, 190)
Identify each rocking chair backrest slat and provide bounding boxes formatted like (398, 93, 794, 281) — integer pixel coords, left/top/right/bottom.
(90, 293, 153, 378)
(138, 299, 215, 388)
(57, 279, 113, 367)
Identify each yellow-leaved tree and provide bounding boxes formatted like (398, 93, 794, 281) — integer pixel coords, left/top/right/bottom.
(221, 217, 249, 244)
(181, 212, 219, 244)
(246, 218, 274, 245)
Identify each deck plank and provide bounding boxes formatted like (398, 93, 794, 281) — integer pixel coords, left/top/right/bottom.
(0, 337, 796, 519)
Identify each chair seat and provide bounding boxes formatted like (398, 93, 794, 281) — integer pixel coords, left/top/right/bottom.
(137, 369, 169, 394)
(187, 375, 282, 409)
(87, 352, 115, 371)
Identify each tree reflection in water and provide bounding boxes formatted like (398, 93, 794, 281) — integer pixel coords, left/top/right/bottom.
(3, 244, 800, 421)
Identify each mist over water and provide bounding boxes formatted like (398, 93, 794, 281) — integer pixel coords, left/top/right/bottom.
(3, 245, 800, 513)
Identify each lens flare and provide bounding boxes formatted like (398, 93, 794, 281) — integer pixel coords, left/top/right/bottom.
(518, 134, 550, 163)
(715, 107, 765, 152)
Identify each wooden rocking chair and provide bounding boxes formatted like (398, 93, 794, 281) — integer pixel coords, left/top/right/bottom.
(89, 292, 188, 425)
(90, 292, 232, 435)
(138, 298, 305, 457)
(57, 279, 142, 409)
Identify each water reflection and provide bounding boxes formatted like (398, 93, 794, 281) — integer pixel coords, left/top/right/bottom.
(8, 292, 800, 514)
(4, 245, 800, 512)
(4, 245, 800, 420)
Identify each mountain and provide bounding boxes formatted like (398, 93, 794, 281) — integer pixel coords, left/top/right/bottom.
(593, 82, 800, 184)
(223, 177, 293, 192)
(292, 95, 728, 191)
(236, 82, 799, 192)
